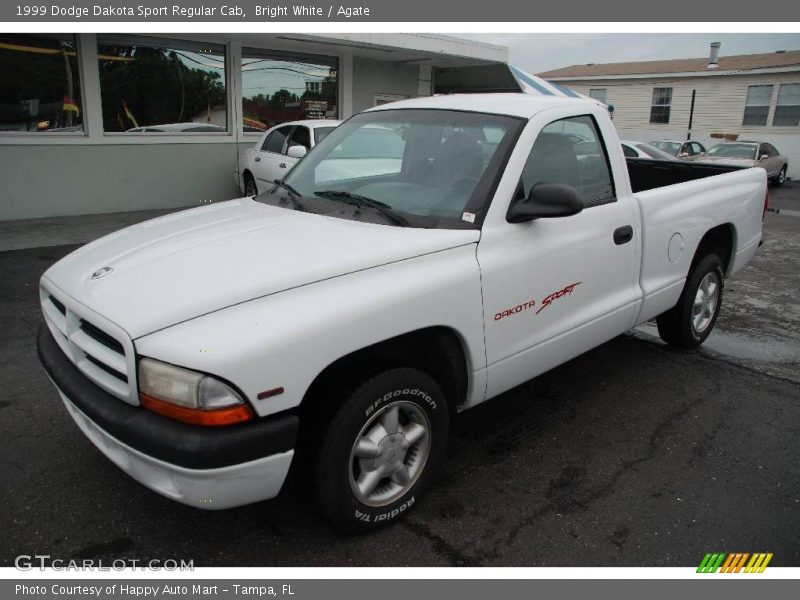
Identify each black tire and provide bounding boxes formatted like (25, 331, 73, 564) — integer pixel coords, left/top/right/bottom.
(315, 368, 449, 532)
(774, 166, 787, 187)
(243, 172, 258, 196)
(657, 254, 724, 349)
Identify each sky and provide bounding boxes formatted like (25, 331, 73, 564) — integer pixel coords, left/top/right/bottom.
(459, 33, 800, 74)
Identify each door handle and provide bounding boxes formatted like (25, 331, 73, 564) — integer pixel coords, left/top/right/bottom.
(254, 156, 261, 162)
(613, 225, 633, 245)
(279, 163, 287, 169)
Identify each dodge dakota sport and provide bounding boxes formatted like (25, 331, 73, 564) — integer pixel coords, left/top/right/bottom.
(37, 94, 766, 530)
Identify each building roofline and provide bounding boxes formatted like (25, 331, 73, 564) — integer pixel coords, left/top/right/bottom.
(545, 65, 800, 82)
(539, 50, 800, 80)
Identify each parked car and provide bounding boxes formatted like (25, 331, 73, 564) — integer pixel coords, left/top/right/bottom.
(38, 94, 766, 531)
(238, 119, 342, 195)
(621, 140, 678, 161)
(650, 139, 707, 159)
(126, 123, 227, 133)
(699, 141, 788, 186)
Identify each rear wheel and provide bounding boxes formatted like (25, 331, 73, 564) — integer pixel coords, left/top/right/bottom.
(244, 173, 258, 196)
(314, 368, 448, 531)
(657, 254, 724, 349)
(775, 166, 787, 187)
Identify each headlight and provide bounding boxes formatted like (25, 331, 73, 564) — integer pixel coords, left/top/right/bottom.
(138, 358, 254, 426)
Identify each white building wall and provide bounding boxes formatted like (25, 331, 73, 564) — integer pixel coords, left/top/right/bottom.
(566, 72, 800, 178)
(0, 33, 496, 221)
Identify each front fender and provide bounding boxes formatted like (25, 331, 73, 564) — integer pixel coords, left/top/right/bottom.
(134, 244, 485, 418)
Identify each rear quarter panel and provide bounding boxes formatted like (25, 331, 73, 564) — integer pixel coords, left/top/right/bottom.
(634, 166, 766, 324)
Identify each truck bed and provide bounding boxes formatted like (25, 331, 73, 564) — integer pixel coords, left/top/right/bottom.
(626, 157, 744, 193)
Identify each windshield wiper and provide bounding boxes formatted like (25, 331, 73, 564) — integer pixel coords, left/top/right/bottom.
(313, 190, 410, 227)
(272, 179, 306, 211)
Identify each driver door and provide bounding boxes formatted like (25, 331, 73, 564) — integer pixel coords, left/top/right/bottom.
(478, 113, 641, 399)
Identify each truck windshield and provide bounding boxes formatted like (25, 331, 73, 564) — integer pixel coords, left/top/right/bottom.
(706, 144, 758, 159)
(280, 109, 524, 228)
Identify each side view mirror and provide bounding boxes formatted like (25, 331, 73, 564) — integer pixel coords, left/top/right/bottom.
(759, 154, 769, 161)
(287, 145, 307, 159)
(506, 183, 584, 223)
(679, 152, 690, 158)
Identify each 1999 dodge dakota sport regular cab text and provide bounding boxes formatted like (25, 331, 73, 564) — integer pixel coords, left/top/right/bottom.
(37, 94, 766, 530)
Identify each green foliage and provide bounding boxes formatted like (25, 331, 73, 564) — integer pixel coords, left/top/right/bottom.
(98, 46, 226, 131)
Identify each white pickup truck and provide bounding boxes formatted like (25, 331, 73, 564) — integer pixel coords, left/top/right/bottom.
(38, 94, 766, 531)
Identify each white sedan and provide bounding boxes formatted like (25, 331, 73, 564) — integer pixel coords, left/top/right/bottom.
(238, 119, 341, 195)
(621, 140, 678, 161)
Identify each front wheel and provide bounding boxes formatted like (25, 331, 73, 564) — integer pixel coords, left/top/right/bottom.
(657, 254, 724, 349)
(314, 368, 449, 531)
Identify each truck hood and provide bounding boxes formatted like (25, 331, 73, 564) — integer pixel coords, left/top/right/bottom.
(43, 198, 479, 339)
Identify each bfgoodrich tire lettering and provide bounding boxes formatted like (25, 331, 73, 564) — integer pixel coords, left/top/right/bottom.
(314, 368, 449, 531)
(657, 253, 724, 349)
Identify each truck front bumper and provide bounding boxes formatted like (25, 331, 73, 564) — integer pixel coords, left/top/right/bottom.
(37, 325, 298, 510)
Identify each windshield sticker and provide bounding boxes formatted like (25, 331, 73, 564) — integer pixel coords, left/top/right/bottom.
(462, 212, 476, 223)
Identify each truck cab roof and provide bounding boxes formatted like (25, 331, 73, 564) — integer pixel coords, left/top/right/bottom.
(366, 93, 600, 119)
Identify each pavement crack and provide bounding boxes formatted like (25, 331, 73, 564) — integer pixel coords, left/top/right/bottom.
(402, 519, 481, 566)
(503, 391, 713, 548)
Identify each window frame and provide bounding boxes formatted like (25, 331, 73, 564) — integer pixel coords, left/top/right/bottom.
(96, 35, 231, 137)
(0, 33, 89, 138)
(589, 88, 608, 104)
(520, 113, 617, 210)
(772, 82, 800, 127)
(649, 87, 673, 125)
(742, 84, 774, 127)
(240, 46, 339, 136)
(621, 143, 638, 158)
(288, 125, 312, 150)
(261, 124, 295, 154)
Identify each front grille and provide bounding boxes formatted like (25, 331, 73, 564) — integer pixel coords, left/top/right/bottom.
(80, 319, 125, 355)
(85, 354, 129, 382)
(41, 283, 137, 404)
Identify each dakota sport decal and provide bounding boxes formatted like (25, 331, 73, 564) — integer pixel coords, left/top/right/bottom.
(536, 282, 582, 314)
(494, 282, 582, 321)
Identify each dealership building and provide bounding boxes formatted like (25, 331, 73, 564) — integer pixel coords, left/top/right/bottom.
(540, 45, 800, 178)
(0, 33, 517, 221)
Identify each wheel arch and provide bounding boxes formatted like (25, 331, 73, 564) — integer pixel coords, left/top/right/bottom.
(301, 326, 469, 414)
(691, 222, 736, 276)
(293, 326, 470, 461)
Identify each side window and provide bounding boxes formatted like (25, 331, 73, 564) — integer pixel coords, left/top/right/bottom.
(289, 126, 311, 150)
(521, 115, 615, 208)
(691, 142, 705, 154)
(262, 126, 293, 153)
(767, 144, 780, 156)
(622, 144, 638, 158)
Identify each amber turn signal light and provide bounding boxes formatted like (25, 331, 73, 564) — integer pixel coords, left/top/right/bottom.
(140, 393, 254, 426)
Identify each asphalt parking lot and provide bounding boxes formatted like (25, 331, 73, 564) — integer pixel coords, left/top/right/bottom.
(1, 185, 799, 567)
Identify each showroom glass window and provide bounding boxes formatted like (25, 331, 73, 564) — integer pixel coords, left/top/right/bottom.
(650, 87, 672, 124)
(97, 36, 227, 133)
(773, 83, 800, 127)
(743, 85, 773, 126)
(0, 34, 83, 133)
(241, 48, 338, 133)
